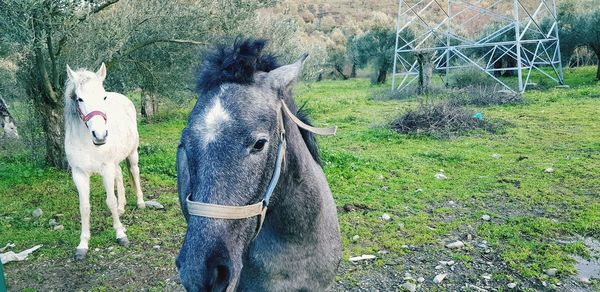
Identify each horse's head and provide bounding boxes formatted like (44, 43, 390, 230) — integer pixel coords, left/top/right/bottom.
(176, 39, 307, 291)
(66, 63, 109, 145)
(2, 118, 18, 138)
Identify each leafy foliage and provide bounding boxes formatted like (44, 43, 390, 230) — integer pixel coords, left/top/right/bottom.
(348, 27, 411, 84)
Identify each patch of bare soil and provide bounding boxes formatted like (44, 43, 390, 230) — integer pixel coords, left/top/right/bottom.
(5, 249, 183, 291)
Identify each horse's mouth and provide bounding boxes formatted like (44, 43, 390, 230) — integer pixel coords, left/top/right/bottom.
(93, 140, 107, 146)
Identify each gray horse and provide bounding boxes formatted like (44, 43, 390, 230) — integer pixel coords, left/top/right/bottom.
(176, 39, 342, 291)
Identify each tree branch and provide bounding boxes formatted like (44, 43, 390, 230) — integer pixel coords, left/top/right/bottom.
(79, 0, 121, 22)
(106, 39, 207, 68)
(54, 0, 121, 57)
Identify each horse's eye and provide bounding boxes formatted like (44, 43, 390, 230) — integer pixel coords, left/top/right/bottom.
(104, 96, 107, 100)
(77, 98, 83, 102)
(252, 139, 267, 152)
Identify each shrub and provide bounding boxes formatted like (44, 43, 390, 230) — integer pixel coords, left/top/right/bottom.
(450, 67, 498, 88)
(390, 101, 504, 138)
(371, 85, 447, 101)
(448, 86, 523, 106)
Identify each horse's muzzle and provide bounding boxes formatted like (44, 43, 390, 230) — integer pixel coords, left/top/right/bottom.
(92, 130, 108, 145)
(176, 238, 233, 292)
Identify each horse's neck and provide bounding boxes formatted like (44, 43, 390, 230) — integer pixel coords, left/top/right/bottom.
(266, 116, 328, 238)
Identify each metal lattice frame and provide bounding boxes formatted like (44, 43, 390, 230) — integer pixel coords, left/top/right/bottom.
(391, 0, 565, 93)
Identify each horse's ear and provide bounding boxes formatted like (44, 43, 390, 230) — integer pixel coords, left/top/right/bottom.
(96, 62, 107, 81)
(264, 53, 308, 92)
(66, 64, 77, 81)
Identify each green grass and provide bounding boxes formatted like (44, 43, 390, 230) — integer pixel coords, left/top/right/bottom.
(1, 66, 599, 289)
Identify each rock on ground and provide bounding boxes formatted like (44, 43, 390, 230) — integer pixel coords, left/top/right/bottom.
(433, 273, 447, 284)
(32, 208, 43, 218)
(401, 282, 417, 292)
(445, 241, 464, 249)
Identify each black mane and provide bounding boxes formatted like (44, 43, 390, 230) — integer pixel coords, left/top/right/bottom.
(196, 38, 280, 95)
(196, 38, 321, 165)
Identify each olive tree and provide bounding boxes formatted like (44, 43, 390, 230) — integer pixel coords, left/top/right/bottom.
(349, 27, 412, 84)
(0, 0, 280, 168)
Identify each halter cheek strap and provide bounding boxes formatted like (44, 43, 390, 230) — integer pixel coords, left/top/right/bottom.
(185, 100, 335, 239)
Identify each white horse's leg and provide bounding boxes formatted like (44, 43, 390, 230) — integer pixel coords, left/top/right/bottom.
(102, 164, 129, 246)
(127, 150, 145, 209)
(73, 169, 91, 260)
(115, 164, 126, 216)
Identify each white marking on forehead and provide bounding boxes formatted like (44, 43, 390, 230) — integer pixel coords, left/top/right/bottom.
(198, 98, 231, 146)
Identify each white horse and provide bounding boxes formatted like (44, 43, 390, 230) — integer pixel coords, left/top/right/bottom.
(64, 63, 145, 260)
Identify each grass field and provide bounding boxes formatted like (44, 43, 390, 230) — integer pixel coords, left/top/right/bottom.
(1, 67, 599, 291)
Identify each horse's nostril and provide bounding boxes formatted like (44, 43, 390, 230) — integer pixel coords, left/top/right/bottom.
(209, 264, 231, 291)
(92, 131, 97, 139)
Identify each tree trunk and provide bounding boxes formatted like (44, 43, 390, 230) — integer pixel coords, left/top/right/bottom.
(335, 66, 348, 80)
(141, 91, 157, 122)
(31, 15, 67, 169)
(493, 58, 502, 77)
(39, 102, 66, 168)
(376, 68, 387, 84)
(596, 51, 600, 80)
(350, 63, 357, 78)
(503, 58, 516, 77)
(416, 52, 433, 94)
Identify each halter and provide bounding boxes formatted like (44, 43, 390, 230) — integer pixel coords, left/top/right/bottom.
(185, 101, 336, 238)
(76, 105, 107, 127)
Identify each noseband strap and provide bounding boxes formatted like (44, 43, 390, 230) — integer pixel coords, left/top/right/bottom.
(77, 107, 107, 125)
(185, 100, 335, 239)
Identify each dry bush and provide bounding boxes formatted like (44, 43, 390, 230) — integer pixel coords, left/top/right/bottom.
(448, 86, 523, 106)
(450, 67, 498, 89)
(371, 85, 446, 100)
(390, 101, 504, 138)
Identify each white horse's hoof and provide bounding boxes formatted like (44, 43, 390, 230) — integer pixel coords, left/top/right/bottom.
(75, 248, 88, 260)
(117, 236, 130, 247)
(137, 202, 146, 209)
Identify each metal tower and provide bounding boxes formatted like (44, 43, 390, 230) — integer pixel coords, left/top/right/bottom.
(391, 0, 565, 93)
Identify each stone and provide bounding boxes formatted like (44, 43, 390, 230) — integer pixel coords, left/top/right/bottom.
(544, 167, 555, 173)
(153, 245, 161, 250)
(352, 235, 360, 242)
(401, 282, 417, 292)
(145, 200, 164, 209)
(433, 273, 447, 284)
(53, 225, 64, 231)
(507, 282, 517, 289)
(48, 219, 58, 226)
(445, 241, 464, 249)
(481, 214, 491, 221)
(435, 265, 444, 270)
(545, 268, 558, 276)
(381, 213, 391, 221)
(417, 277, 425, 283)
(32, 208, 43, 218)
(349, 254, 376, 262)
(491, 153, 501, 159)
(435, 173, 448, 180)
